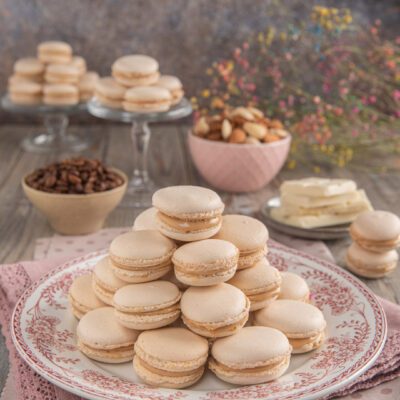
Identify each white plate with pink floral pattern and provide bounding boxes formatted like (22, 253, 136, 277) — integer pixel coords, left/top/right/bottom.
(11, 241, 387, 400)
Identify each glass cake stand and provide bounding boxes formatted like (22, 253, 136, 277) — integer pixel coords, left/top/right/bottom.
(2, 95, 89, 153)
(87, 98, 192, 207)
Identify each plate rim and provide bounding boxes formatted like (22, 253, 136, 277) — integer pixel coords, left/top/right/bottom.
(11, 243, 387, 400)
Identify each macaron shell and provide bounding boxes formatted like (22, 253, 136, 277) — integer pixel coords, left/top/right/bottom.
(175, 266, 236, 287)
(112, 55, 159, 75)
(112, 263, 172, 283)
(237, 245, 268, 270)
(133, 207, 159, 231)
(78, 339, 135, 364)
(254, 299, 326, 338)
(77, 307, 139, 349)
(109, 230, 176, 267)
(153, 186, 224, 219)
(14, 57, 45, 75)
(279, 272, 310, 302)
(214, 214, 269, 253)
(95, 77, 126, 100)
(346, 242, 399, 269)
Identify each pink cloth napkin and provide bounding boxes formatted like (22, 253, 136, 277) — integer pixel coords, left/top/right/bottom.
(0, 228, 399, 400)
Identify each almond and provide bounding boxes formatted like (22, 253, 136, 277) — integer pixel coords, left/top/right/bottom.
(221, 119, 232, 140)
(194, 117, 209, 136)
(269, 119, 284, 129)
(269, 128, 288, 138)
(247, 106, 264, 119)
(230, 107, 255, 121)
(207, 132, 223, 141)
(245, 137, 261, 145)
(263, 133, 281, 143)
(243, 122, 267, 139)
(229, 128, 247, 143)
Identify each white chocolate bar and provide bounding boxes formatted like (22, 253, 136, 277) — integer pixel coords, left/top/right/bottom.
(280, 178, 357, 197)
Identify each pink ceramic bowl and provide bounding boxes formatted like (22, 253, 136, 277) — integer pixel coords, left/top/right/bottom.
(188, 132, 291, 192)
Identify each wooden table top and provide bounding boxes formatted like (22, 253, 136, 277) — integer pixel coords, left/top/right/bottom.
(0, 123, 399, 392)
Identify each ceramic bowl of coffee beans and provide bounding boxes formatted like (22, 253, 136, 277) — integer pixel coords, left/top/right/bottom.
(22, 158, 127, 235)
(188, 106, 291, 192)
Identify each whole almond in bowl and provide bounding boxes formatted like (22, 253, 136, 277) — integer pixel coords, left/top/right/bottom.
(189, 106, 291, 192)
(22, 158, 127, 234)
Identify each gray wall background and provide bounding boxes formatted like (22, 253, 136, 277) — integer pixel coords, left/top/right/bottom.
(0, 0, 398, 122)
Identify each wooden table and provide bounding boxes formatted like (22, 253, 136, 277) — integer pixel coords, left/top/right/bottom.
(0, 123, 399, 393)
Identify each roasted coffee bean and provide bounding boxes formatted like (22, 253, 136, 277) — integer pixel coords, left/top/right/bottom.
(25, 158, 124, 194)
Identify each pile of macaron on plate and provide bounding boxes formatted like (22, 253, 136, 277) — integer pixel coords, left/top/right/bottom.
(69, 185, 327, 389)
(93, 54, 184, 112)
(188, 106, 292, 192)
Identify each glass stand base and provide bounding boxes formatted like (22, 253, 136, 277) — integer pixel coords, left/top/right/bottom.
(21, 132, 91, 153)
(119, 178, 157, 208)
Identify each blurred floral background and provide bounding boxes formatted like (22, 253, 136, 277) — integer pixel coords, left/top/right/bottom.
(193, 4, 400, 171)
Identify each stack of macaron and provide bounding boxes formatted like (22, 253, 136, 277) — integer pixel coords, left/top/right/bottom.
(8, 40, 99, 106)
(68, 184, 326, 389)
(346, 210, 400, 278)
(94, 54, 184, 112)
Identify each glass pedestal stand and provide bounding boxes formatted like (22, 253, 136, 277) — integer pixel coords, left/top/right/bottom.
(1, 96, 89, 153)
(87, 98, 192, 208)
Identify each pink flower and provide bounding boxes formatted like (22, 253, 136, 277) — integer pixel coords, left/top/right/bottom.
(243, 42, 249, 50)
(393, 90, 400, 101)
(279, 100, 286, 110)
(285, 53, 292, 61)
(313, 96, 321, 104)
(340, 87, 349, 96)
(288, 95, 295, 106)
(369, 96, 377, 104)
(351, 129, 359, 137)
(352, 107, 360, 114)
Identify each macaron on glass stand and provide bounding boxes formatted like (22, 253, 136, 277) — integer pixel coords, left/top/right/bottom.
(1, 94, 89, 153)
(87, 97, 192, 207)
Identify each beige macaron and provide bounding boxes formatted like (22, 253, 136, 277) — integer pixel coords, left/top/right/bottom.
(37, 41, 72, 64)
(78, 71, 99, 101)
(109, 230, 177, 283)
(95, 76, 126, 108)
(70, 55, 87, 75)
(155, 75, 184, 105)
(112, 54, 159, 87)
(153, 185, 225, 242)
(181, 283, 250, 338)
(9, 82, 42, 105)
(346, 242, 398, 278)
(350, 210, 400, 253)
(92, 256, 126, 305)
(45, 63, 80, 84)
(254, 299, 326, 354)
(113, 281, 181, 330)
(13, 57, 44, 81)
(214, 214, 269, 269)
(173, 239, 239, 286)
(68, 273, 105, 319)
(279, 272, 310, 302)
(123, 86, 172, 113)
(134, 327, 209, 388)
(132, 207, 159, 231)
(43, 83, 79, 105)
(228, 259, 281, 311)
(77, 307, 139, 363)
(209, 326, 291, 384)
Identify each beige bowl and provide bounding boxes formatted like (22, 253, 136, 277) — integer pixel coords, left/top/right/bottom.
(22, 168, 127, 235)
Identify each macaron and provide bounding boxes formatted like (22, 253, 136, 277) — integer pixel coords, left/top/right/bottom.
(92, 256, 126, 305)
(214, 214, 269, 269)
(132, 207, 159, 231)
(70, 55, 87, 75)
(112, 54, 159, 87)
(9, 82, 42, 105)
(228, 259, 281, 311)
(163, 269, 189, 291)
(113, 281, 181, 330)
(173, 239, 239, 286)
(209, 326, 291, 384)
(346, 242, 398, 278)
(13, 57, 44, 81)
(152, 185, 225, 242)
(123, 86, 172, 113)
(8, 75, 36, 87)
(134, 327, 209, 388)
(43, 83, 79, 105)
(350, 210, 400, 253)
(181, 283, 250, 338)
(155, 75, 184, 105)
(78, 71, 99, 101)
(279, 272, 310, 302)
(45, 63, 80, 84)
(68, 273, 105, 319)
(109, 230, 176, 283)
(37, 41, 72, 64)
(77, 307, 139, 363)
(95, 77, 126, 108)
(254, 299, 326, 354)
